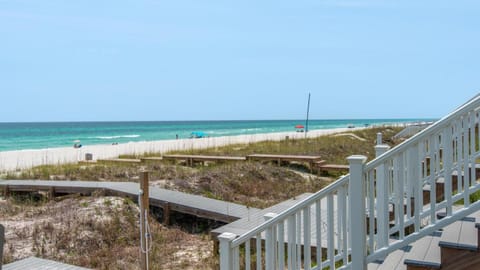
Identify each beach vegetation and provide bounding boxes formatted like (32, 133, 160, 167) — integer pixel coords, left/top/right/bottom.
(1, 127, 404, 269)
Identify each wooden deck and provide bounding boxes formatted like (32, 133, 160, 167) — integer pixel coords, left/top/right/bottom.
(0, 180, 261, 223)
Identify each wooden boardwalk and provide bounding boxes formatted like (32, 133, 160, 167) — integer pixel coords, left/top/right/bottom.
(0, 180, 261, 223)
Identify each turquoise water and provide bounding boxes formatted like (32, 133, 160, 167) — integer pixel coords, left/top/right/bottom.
(0, 119, 432, 152)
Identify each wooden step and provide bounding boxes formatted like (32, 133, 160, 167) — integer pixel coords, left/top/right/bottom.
(438, 219, 480, 269)
(403, 232, 442, 270)
(439, 220, 478, 251)
(368, 245, 410, 270)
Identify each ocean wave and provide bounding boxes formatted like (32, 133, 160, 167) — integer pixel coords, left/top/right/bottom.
(91, 135, 141, 140)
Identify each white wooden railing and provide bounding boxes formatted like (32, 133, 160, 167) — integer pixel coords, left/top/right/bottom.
(219, 93, 480, 270)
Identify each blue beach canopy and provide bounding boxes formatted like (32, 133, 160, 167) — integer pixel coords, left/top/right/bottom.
(190, 131, 205, 138)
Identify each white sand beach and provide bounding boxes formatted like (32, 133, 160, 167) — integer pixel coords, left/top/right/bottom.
(0, 127, 364, 172)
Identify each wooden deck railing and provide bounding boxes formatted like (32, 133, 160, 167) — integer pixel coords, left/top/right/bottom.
(219, 94, 480, 270)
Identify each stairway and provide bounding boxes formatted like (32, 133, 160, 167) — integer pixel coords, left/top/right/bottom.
(369, 210, 480, 270)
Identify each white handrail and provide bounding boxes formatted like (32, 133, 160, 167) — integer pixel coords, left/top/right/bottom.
(219, 93, 480, 270)
(366, 93, 480, 171)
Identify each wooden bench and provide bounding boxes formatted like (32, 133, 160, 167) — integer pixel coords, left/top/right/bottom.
(162, 154, 246, 166)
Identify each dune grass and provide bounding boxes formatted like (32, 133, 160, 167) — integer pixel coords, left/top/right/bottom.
(1, 126, 403, 269)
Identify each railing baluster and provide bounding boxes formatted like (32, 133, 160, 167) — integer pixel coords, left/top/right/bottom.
(470, 111, 477, 184)
(411, 144, 422, 232)
(337, 189, 342, 258)
(296, 212, 301, 270)
(256, 233, 262, 270)
(406, 147, 414, 221)
(429, 137, 436, 223)
(444, 125, 453, 215)
(233, 246, 240, 270)
(287, 215, 296, 270)
(264, 213, 276, 270)
(303, 207, 311, 270)
(375, 144, 390, 248)
(327, 193, 335, 270)
(398, 153, 405, 239)
(315, 199, 322, 270)
(368, 172, 375, 251)
(245, 240, 251, 270)
(278, 221, 285, 270)
(456, 119, 463, 192)
(464, 114, 471, 205)
(341, 185, 348, 264)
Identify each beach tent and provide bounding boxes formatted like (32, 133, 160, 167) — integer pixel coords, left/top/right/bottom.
(190, 131, 206, 138)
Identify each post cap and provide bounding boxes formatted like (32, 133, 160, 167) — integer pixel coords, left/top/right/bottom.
(375, 144, 391, 151)
(218, 232, 237, 241)
(347, 155, 367, 164)
(263, 212, 278, 221)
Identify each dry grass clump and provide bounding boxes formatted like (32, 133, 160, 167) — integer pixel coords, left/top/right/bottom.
(1, 194, 215, 269)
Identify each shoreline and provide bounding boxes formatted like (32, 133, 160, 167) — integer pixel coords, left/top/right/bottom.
(0, 124, 408, 172)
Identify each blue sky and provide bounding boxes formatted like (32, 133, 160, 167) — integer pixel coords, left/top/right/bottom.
(0, 0, 479, 122)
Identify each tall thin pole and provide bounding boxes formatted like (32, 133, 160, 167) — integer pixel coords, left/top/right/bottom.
(140, 171, 150, 270)
(305, 93, 311, 136)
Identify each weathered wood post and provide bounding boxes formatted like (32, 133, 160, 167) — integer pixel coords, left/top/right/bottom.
(348, 155, 367, 270)
(218, 232, 236, 270)
(1, 224, 4, 270)
(374, 133, 391, 249)
(139, 171, 150, 270)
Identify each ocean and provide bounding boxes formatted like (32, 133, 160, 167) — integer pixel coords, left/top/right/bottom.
(0, 119, 432, 152)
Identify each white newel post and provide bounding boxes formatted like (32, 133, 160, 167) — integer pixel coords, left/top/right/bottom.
(376, 132, 382, 145)
(348, 155, 367, 270)
(375, 143, 390, 249)
(219, 232, 237, 270)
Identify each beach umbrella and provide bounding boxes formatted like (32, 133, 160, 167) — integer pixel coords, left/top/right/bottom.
(295, 125, 305, 129)
(73, 140, 81, 143)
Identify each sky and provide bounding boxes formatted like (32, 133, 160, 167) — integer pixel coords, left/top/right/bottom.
(0, 0, 479, 122)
